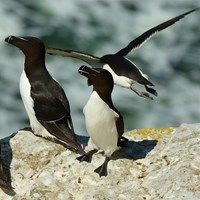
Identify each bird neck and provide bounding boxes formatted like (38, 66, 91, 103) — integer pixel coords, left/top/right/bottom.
(24, 57, 50, 82)
(25, 55, 45, 67)
(94, 87, 114, 110)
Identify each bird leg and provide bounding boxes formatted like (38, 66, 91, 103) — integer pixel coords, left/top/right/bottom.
(130, 86, 153, 100)
(76, 149, 98, 163)
(94, 157, 110, 177)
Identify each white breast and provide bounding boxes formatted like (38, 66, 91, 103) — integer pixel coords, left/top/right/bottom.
(103, 59, 149, 88)
(103, 64, 134, 88)
(83, 91, 119, 156)
(19, 69, 54, 138)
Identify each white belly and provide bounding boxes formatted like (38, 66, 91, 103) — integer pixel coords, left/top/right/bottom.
(83, 91, 119, 156)
(19, 70, 54, 138)
(103, 64, 134, 88)
(103, 61, 148, 88)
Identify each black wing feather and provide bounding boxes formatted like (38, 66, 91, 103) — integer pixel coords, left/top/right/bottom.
(31, 78, 84, 154)
(40, 120, 85, 154)
(31, 79, 70, 122)
(116, 8, 199, 56)
(46, 48, 101, 66)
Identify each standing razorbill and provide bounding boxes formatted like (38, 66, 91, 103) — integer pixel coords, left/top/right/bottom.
(4, 36, 85, 155)
(77, 65, 127, 177)
(47, 8, 199, 100)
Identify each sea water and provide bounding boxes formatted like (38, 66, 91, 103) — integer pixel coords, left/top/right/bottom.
(0, 0, 200, 138)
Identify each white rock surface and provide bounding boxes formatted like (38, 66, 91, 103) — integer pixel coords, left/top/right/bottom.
(0, 123, 200, 200)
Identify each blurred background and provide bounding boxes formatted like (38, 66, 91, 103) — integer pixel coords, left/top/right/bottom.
(0, 0, 200, 138)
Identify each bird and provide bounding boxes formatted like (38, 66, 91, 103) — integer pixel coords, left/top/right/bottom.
(46, 8, 199, 100)
(77, 65, 127, 177)
(4, 35, 85, 155)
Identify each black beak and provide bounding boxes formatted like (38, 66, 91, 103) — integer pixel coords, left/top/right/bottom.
(78, 65, 91, 86)
(78, 65, 91, 77)
(5, 35, 29, 44)
(5, 35, 14, 44)
(78, 65, 102, 86)
(78, 65, 101, 76)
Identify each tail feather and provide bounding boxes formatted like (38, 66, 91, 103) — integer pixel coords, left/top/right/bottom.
(40, 121, 85, 155)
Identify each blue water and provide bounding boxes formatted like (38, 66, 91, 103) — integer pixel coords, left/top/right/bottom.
(0, 0, 200, 138)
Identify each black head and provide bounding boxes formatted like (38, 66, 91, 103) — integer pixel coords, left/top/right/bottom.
(5, 36, 45, 60)
(78, 65, 114, 95)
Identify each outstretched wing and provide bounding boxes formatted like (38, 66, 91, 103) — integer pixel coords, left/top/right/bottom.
(116, 8, 199, 56)
(46, 48, 101, 66)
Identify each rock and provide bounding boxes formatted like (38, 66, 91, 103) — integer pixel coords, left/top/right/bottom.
(142, 123, 200, 200)
(0, 123, 200, 200)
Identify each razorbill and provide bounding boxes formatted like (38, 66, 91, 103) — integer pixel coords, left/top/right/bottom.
(47, 8, 199, 100)
(77, 65, 127, 176)
(4, 36, 85, 155)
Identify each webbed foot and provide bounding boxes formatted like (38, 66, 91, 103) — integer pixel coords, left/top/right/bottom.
(145, 85, 158, 96)
(94, 157, 110, 177)
(76, 149, 98, 163)
(130, 87, 153, 100)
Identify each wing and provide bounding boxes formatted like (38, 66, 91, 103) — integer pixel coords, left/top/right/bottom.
(116, 115, 124, 138)
(32, 79, 85, 154)
(109, 102, 128, 147)
(46, 48, 101, 66)
(116, 114, 128, 147)
(40, 119, 85, 154)
(32, 80, 71, 123)
(106, 97, 124, 138)
(116, 8, 199, 56)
